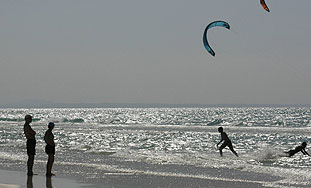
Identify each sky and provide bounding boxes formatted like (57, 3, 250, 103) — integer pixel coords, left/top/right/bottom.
(0, 0, 311, 105)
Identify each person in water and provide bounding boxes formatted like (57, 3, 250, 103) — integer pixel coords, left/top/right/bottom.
(24, 115, 36, 176)
(44, 122, 56, 177)
(217, 127, 238, 157)
(284, 142, 310, 157)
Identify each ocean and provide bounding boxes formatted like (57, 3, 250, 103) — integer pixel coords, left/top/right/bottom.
(0, 107, 311, 187)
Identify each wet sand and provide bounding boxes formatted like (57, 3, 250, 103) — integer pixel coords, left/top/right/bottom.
(0, 169, 85, 188)
(0, 168, 273, 188)
(0, 184, 20, 188)
(0, 163, 288, 188)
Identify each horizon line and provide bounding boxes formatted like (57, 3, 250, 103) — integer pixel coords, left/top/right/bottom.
(0, 102, 310, 108)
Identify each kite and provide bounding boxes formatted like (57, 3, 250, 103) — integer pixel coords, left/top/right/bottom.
(260, 0, 270, 12)
(202, 21, 230, 57)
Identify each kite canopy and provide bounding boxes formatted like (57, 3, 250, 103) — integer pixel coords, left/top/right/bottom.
(260, 0, 270, 12)
(202, 21, 230, 57)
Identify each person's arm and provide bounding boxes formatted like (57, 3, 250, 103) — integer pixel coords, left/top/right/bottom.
(302, 149, 311, 156)
(217, 136, 224, 146)
(44, 131, 55, 146)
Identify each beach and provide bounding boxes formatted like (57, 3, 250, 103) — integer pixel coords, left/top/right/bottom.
(0, 165, 281, 188)
(1, 107, 311, 187)
(1, 0, 311, 186)
(0, 169, 84, 188)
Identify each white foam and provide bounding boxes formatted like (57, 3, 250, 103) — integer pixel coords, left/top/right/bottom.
(0, 152, 25, 162)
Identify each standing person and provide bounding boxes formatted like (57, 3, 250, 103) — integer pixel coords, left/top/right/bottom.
(284, 142, 310, 157)
(216, 127, 238, 157)
(24, 115, 36, 176)
(44, 122, 56, 177)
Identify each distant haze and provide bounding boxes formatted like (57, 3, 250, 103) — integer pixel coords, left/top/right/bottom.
(0, 0, 310, 105)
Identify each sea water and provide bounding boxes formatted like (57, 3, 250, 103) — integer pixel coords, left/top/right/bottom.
(0, 107, 311, 187)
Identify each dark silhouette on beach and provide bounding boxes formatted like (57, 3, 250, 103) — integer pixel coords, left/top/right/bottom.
(284, 142, 310, 157)
(217, 127, 238, 157)
(24, 115, 36, 176)
(44, 122, 56, 177)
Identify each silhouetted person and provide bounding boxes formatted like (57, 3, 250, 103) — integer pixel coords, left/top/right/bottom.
(217, 127, 238, 157)
(24, 115, 36, 176)
(44, 122, 55, 177)
(285, 142, 310, 157)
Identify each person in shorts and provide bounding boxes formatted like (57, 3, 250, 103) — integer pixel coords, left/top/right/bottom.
(24, 115, 36, 176)
(44, 122, 56, 177)
(217, 127, 238, 157)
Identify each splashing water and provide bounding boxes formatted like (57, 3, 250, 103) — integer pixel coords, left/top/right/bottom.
(0, 107, 311, 187)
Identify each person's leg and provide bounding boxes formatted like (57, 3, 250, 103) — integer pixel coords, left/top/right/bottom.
(26, 140, 36, 175)
(27, 155, 34, 175)
(228, 143, 238, 157)
(230, 148, 238, 157)
(46, 155, 50, 175)
(219, 143, 226, 157)
(288, 150, 295, 157)
(46, 154, 54, 176)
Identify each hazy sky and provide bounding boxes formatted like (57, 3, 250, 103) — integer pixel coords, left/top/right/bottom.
(1, 0, 310, 105)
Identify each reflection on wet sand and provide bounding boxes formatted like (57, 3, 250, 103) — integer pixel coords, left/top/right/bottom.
(26, 175, 53, 188)
(46, 177, 52, 188)
(26, 176, 33, 188)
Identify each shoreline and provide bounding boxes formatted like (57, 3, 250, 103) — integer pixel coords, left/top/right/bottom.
(0, 164, 283, 188)
(0, 169, 265, 188)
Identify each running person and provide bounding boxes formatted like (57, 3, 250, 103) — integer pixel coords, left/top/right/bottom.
(217, 127, 238, 157)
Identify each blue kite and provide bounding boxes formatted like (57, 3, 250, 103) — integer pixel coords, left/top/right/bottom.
(203, 21, 230, 57)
